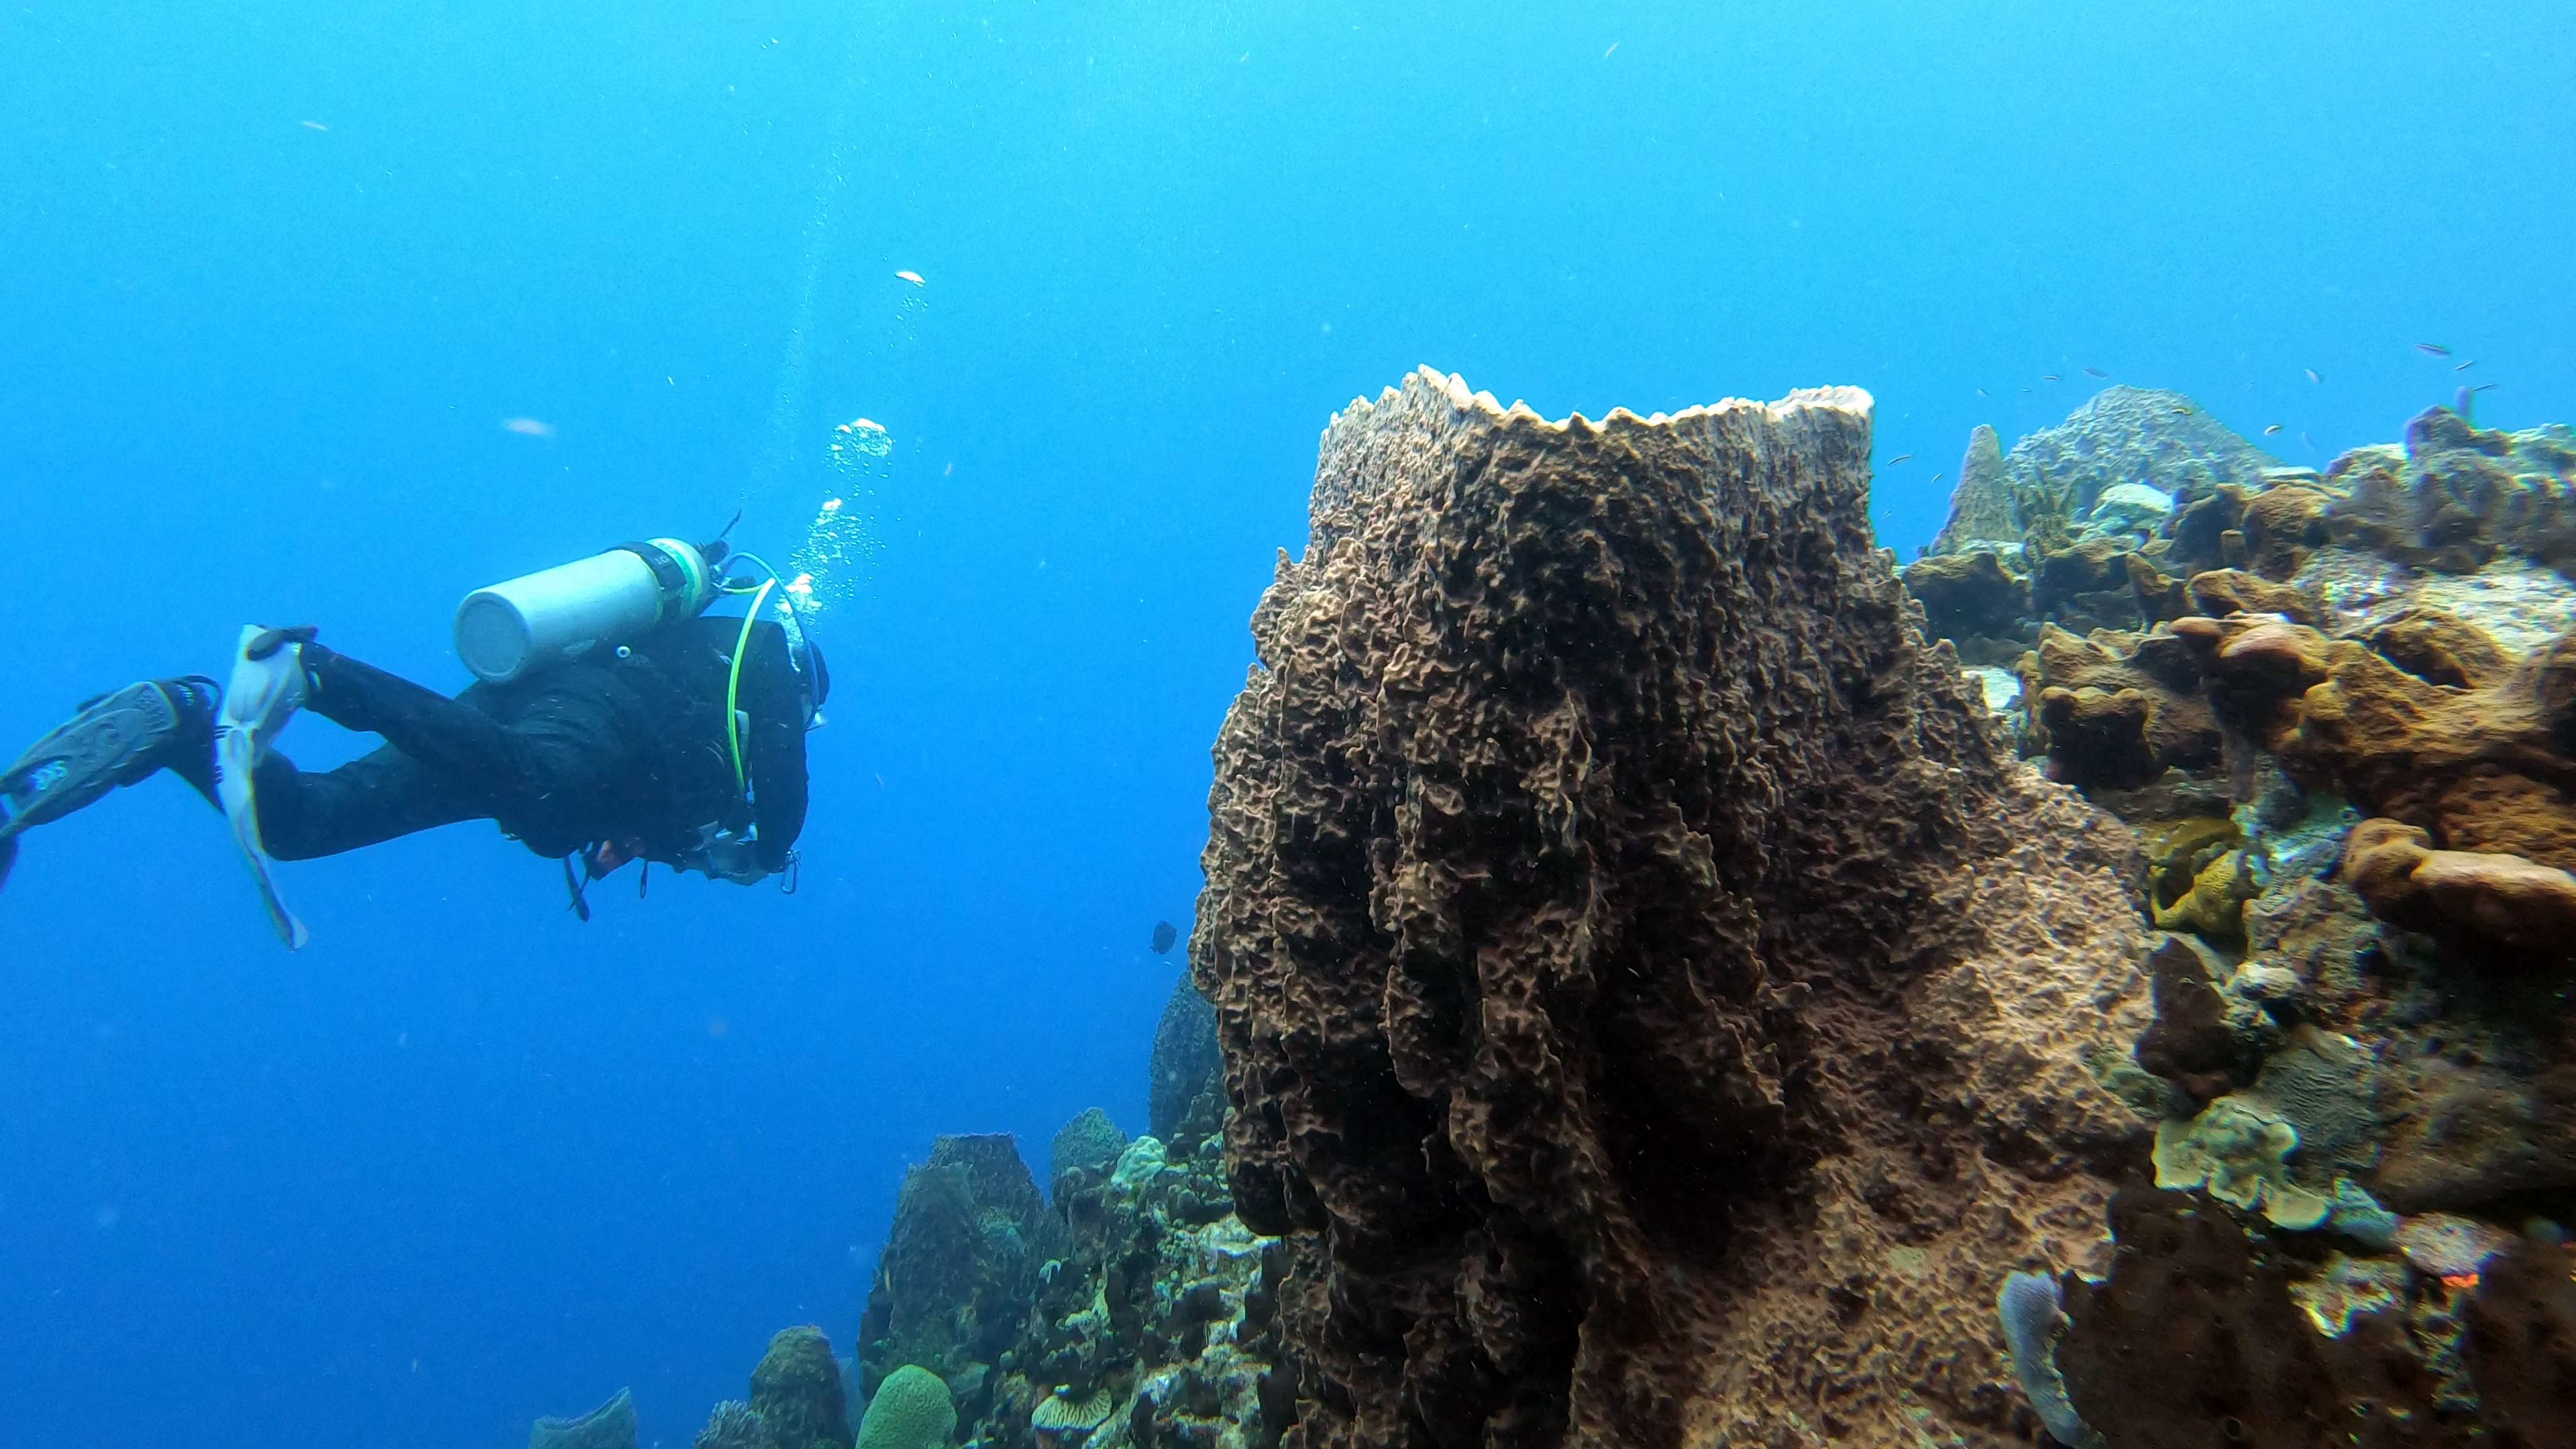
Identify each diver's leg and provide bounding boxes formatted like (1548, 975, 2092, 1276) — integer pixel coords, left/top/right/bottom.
(244, 745, 485, 861)
(299, 645, 639, 844)
(294, 645, 532, 802)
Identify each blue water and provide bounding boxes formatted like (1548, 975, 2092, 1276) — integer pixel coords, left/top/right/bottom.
(2, 3, 2568, 1445)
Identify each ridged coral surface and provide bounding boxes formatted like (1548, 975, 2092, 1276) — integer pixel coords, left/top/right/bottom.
(1193, 366, 2153, 1448)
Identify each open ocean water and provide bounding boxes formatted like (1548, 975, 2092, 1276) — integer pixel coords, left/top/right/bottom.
(1, 2, 2569, 1445)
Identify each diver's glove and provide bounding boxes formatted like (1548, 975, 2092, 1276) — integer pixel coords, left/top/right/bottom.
(246, 625, 318, 661)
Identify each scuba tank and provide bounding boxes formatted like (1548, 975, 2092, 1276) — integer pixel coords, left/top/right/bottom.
(453, 538, 723, 684)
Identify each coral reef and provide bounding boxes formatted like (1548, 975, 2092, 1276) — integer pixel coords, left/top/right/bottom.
(858, 1133, 1069, 1407)
(847, 1091, 1284, 1448)
(2151, 1094, 2328, 1228)
(1897, 386, 2576, 1440)
(981, 1110, 1287, 1449)
(853, 1366, 956, 1449)
(1195, 368, 2155, 1448)
(530, 1389, 639, 1449)
(2019, 624, 2222, 792)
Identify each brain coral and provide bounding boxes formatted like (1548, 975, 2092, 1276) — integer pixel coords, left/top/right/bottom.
(853, 1365, 955, 1449)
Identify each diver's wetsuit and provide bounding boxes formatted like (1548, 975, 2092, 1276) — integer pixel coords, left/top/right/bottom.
(170, 616, 808, 871)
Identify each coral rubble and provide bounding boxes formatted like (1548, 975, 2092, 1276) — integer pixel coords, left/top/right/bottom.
(1193, 367, 2155, 1447)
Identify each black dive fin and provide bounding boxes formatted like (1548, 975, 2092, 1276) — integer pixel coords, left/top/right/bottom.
(0, 833, 17, 893)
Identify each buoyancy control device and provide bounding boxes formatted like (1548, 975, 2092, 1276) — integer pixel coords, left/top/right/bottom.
(453, 538, 723, 684)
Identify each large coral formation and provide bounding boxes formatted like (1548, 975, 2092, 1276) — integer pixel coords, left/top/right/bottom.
(1049, 1109, 1130, 1191)
(1195, 367, 2155, 1448)
(751, 1326, 851, 1449)
(2184, 612, 2576, 874)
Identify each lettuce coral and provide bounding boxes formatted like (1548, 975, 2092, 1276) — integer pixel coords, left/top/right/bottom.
(2152, 1095, 2330, 1229)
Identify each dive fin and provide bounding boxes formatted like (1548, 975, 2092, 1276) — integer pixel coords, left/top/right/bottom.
(217, 625, 310, 949)
(0, 680, 187, 842)
(0, 832, 16, 892)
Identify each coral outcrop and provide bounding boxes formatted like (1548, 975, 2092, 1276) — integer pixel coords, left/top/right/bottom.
(850, 1095, 1285, 1448)
(753, 1326, 852, 1449)
(857, 1133, 1069, 1408)
(1194, 367, 2156, 1448)
(1049, 1109, 1130, 1193)
(1146, 979, 1222, 1142)
(2344, 817, 2576, 960)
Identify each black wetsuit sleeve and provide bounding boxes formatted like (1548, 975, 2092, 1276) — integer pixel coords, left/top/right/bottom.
(743, 625, 809, 871)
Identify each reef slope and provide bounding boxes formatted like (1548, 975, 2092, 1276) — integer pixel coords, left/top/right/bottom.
(1193, 367, 2153, 1448)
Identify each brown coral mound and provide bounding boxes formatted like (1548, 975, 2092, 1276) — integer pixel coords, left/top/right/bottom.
(2462, 1237, 2576, 1448)
(2189, 615, 2576, 872)
(2345, 817, 2576, 959)
(1194, 367, 2153, 1449)
(2021, 624, 2224, 791)
(2056, 1189, 2468, 1448)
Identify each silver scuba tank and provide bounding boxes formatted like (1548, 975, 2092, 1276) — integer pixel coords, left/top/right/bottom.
(453, 538, 721, 684)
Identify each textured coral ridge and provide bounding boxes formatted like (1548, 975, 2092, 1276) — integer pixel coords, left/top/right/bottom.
(1194, 366, 2154, 1448)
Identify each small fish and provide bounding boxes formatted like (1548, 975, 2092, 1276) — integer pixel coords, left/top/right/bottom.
(1603, 41, 1618, 58)
(895, 270, 924, 285)
(2304, 368, 2322, 383)
(2170, 405, 2192, 415)
(1976, 388, 1988, 397)
(1929, 472, 1946, 486)
(2263, 424, 2284, 435)
(499, 417, 555, 438)
(299, 120, 329, 131)
(2041, 374, 2061, 382)
(2453, 360, 2475, 371)
(1150, 920, 1178, 955)
(2084, 367, 2108, 378)
(2416, 342, 2452, 356)
(1886, 453, 1914, 465)
(2471, 382, 2498, 393)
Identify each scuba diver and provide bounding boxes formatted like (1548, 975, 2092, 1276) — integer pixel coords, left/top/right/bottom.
(0, 533, 826, 947)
